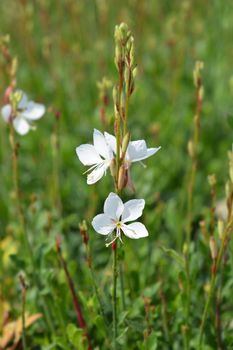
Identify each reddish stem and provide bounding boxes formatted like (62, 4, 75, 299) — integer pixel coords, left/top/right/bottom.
(56, 236, 92, 350)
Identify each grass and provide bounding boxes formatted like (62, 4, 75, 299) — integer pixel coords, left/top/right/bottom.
(1, 1, 233, 349)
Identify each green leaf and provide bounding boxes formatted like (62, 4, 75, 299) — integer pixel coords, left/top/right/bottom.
(160, 246, 184, 267)
(66, 323, 86, 350)
(144, 331, 159, 350)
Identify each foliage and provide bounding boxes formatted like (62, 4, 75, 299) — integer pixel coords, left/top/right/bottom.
(1, 1, 233, 349)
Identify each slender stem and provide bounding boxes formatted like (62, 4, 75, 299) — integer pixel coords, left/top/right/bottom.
(112, 241, 118, 349)
(184, 64, 203, 349)
(51, 116, 62, 214)
(21, 287, 27, 350)
(198, 272, 215, 349)
(119, 261, 126, 310)
(56, 238, 92, 350)
(198, 216, 233, 348)
(9, 124, 56, 335)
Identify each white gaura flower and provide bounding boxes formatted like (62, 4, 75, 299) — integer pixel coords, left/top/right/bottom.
(76, 129, 114, 185)
(92, 192, 149, 246)
(1, 90, 45, 135)
(104, 131, 161, 167)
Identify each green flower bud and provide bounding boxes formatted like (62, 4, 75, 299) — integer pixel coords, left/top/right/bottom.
(217, 220, 224, 240)
(208, 174, 216, 187)
(209, 236, 217, 260)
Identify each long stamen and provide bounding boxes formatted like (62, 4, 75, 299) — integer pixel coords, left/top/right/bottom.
(83, 162, 102, 175)
(106, 234, 118, 248)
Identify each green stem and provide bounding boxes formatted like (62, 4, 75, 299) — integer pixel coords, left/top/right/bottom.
(198, 273, 215, 349)
(198, 217, 233, 348)
(22, 289, 27, 350)
(119, 261, 126, 310)
(9, 124, 55, 335)
(112, 241, 118, 349)
(90, 262, 107, 326)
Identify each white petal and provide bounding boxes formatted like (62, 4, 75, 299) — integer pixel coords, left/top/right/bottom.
(22, 101, 45, 120)
(76, 144, 103, 166)
(104, 132, 117, 154)
(121, 199, 145, 222)
(142, 147, 161, 160)
(121, 222, 149, 239)
(93, 129, 112, 160)
(92, 214, 116, 235)
(17, 91, 28, 109)
(13, 116, 30, 135)
(127, 140, 148, 162)
(87, 162, 108, 184)
(104, 192, 124, 220)
(1, 104, 12, 122)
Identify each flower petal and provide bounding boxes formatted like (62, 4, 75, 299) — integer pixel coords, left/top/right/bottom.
(127, 140, 148, 162)
(1, 104, 12, 122)
(143, 147, 161, 160)
(121, 222, 149, 239)
(121, 199, 145, 222)
(104, 131, 117, 154)
(18, 91, 28, 109)
(93, 129, 112, 160)
(22, 101, 45, 120)
(87, 162, 108, 184)
(104, 192, 124, 220)
(76, 144, 103, 166)
(92, 214, 116, 235)
(13, 116, 30, 135)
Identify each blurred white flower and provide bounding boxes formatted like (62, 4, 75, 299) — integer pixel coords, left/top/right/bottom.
(104, 131, 161, 167)
(1, 90, 45, 135)
(76, 129, 114, 184)
(92, 192, 148, 246)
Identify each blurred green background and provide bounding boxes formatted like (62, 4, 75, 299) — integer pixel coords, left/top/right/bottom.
(1, 0, 233, 348)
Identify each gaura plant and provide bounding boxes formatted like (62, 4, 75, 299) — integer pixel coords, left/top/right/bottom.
(75, 23, 161, 349)
(1, 90, 45, 135)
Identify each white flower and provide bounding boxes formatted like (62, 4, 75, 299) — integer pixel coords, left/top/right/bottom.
(76, 129, 114, 185)
(1, 91, 45, 135)
(92, 192, 149, 246)
(104, 131, 161, 167)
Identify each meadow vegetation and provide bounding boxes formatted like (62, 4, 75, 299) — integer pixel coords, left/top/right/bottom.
(0, 1, 233, 349)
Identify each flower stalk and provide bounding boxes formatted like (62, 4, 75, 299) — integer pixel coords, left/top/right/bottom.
(56, 235, 92, 350)
(79, 221, 107, 325)
(184, 61, 204, 349)
(198, 192, 233, 348)
(19, 272, 28, 350)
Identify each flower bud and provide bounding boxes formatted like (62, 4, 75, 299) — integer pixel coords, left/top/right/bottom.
(225, 180, 232, 199)
(121, 132, 130, 158)
(193, 60, 204, 88)
(132, 67, 137, 78)
(118, 165, 126, 191)
(187, 140, 195, 158)
(199, 86, 204, 101)
(110, 159, 116, 177)
(112, 86, 118, 105)
(209, 236, 217, 260)
(119, 23, 129, 42)
(217, 220, 224, 240)
(10, 56, 18, 78)
(182, 243, 188, 256)
(208, 174, 216, 187)
(129, 39, 135, 64)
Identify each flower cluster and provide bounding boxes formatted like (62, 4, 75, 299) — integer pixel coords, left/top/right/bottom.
(76, 129, 160, 245)
(1, 90, 45, 135)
